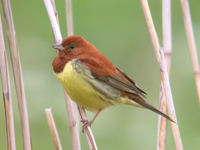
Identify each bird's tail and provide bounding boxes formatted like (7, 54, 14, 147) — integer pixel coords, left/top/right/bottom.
(125, 94, 175, 123)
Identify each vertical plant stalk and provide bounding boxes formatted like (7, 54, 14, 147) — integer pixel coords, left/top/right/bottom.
(157, 0, 172, 150)
(50, 0, 60, 46)
(0, 14, 16, 150)
(64, 1, 82, 150)
(45, 108, 62, 150)
(140, 0, 183, 150)
(180, 0, 200, 105)
(157, 86, 168, 150)
(65, 0, 98, 149)
(63, 91, 81, 150)
(50, 0, 59, 25)
(44, 0, 98, 149)
(78, 106, 98, 150)
(49, 0, 80, 149)
(65, 0, 73, 36)
(1, 0, 32, 149)
(44, 0, 62, 43)
(44, 1, 64, 149)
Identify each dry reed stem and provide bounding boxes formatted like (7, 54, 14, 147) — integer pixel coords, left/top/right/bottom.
(44, 1, 80, 149)
(50, 0, 60, 46)
(43, 1, 65, 149)
(157, 0, 172, 149)
(180, 0, 200, 105)
(65, 0, 73, 36)
(65, 0, 97, 149)
(157, 86, 168, 150)
(50, 0, 59, 26)
(140, 0, 183, 149)
(64, 1, 81, 149)
(1, 0, 32, 149)
(45, 108, 62, 150)
(44, 0, 97, 149)
(63, 91, 81, 150)
(49, 1, 81, 149)
(44, 0, 62, 43)
(0, 14, 16, 150)
(78, 106, 98, 150)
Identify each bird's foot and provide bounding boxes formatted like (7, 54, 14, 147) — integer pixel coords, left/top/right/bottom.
(80, 119, 94, 133)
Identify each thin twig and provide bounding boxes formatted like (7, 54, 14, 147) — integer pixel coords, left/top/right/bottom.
(64, 1, 82, 150)
(140, 0, 183, 149)
(50, 0, 60, 44)
(50, 0, 59, 25)
(1, 0, 32, 149)
(157, 0, 172, 149)
(78, 106, 98, 150)
(63, 91, 81, 150)
(45, 108, 62, 150)
(180, 0, 200, 105)
(44, 0, 90, 150)
(44, 0, 62, 43)
(157, 86, 168, 150)
(0, 14, 16, 150)
(65, 0, 73, 36)
(65, 1, 98, 149)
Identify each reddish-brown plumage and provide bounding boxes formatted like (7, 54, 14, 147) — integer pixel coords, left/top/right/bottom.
(52, 35, 118, 77)
(52, 35, 175, 124)
(52, 35, 147, 96)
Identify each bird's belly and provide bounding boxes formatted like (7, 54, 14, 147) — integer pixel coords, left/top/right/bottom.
(54, 60, 119, 113)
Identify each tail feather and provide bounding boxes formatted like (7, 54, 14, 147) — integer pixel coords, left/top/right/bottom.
(126, 94, 175, 123)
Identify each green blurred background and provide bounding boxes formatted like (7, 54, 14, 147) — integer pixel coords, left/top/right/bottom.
(0, 0, 200, 149)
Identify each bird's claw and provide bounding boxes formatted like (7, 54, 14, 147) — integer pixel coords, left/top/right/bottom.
(80, 119, 93, 133)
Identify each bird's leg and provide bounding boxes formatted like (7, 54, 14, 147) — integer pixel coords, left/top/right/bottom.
(81, 109, 102, 133)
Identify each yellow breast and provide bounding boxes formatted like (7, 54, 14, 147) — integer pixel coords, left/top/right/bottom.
(54, 59, 116, 113)
(53, 58, 143, 113)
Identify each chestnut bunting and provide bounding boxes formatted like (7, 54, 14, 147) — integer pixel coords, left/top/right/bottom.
(52, 35, 174, 131)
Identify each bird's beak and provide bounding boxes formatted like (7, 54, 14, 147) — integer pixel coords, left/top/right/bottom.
(52, 42, 64, 50)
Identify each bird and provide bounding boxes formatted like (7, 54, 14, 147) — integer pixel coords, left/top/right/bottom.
(52, 35, 174, 132)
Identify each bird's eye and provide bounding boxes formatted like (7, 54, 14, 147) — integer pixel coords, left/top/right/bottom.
(70, 45, 75, 49)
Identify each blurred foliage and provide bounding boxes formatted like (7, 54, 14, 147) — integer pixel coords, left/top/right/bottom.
(0, 0, 200, 149)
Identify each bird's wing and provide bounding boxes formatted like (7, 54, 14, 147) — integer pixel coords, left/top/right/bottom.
(80, 56, 147, 97)
(80, 57, 175, 122)
(91, 69, 175, 123)
(116, 68, 147, 96)
(92, 71, 147, 98)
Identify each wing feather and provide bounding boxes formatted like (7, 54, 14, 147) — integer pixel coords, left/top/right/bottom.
(80, 56, 147, 97)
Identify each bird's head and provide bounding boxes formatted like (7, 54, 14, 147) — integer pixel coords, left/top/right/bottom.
(52, 35, 96, 73)
(52, 35, 89, 57)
